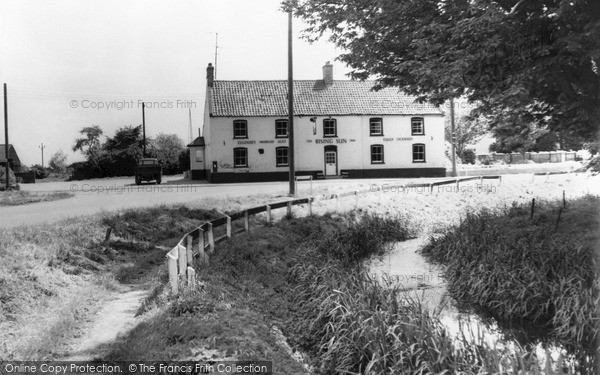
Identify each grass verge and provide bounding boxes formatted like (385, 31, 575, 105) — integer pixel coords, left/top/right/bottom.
(421, 195, 600, 373)
(0, 190, 74, 206)
(0, 204, 223, 359)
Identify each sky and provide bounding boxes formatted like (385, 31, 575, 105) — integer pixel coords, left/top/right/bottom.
(0, 0, 351, 166)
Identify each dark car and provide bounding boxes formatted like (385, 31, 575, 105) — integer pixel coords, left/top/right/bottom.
(134, 158, 162, 185)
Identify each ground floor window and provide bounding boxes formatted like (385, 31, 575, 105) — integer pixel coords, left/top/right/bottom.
(233, 147, 248, 167)
(276, 147, 289, 166)
(195, 150, 203, 162)
(370, 144, 384, 164)
(413, 143, 425, 162)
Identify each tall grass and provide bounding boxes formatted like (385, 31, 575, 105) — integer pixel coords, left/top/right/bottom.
(421, 195, 600, 373)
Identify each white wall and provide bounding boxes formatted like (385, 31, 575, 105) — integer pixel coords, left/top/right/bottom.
(207, 114, 445, 173)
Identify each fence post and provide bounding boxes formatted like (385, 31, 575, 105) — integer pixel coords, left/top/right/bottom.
(498, 176, 502, 185)
(429, 183, 434, 194)
(308, 198, 313, 216)
(186, 267, 196, 288)
(266, 205, 271, 224)
(197, 227, 208, 265)
(456, 179, 460, 190)
(287, 201, 292, 217)
(354, 191, 359, 209)
(178, 244, 187, 286)
(207, 222, 215, 254)
(480, 176, 483, 186)
(167, 248, 179, 294)
(186, 234, 193, 266)
(244, 210, 249, 232)
(226, 216, 232, 239)
(336, 194, 340, 211)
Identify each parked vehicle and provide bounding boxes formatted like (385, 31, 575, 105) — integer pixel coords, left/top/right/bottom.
(134, 158, 162, 185)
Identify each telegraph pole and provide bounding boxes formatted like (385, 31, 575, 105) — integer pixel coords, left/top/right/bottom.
(450, 98, 457, 177)
(3, 83, 8, 190)
(142, 102, 146, 157)
(39, 143, 46, 168)
(287, 4, 295, 196)
(214, 33, 219, 80)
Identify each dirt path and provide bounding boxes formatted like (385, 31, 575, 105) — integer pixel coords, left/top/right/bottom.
(59, 284, 151, 361)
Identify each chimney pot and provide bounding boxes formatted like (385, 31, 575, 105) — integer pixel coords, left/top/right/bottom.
(323, 61, 333, 86)
(207, 63, 215, 87)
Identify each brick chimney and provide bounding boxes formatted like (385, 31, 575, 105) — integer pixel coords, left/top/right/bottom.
(323, 61, 333, 86)
(207, 63, 215, 87)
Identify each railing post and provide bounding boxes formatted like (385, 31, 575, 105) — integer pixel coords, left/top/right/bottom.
(186, 267, 196, 287)
(167, 247, 179, 295)
(186, 234, 193, 266)
(287, 201, 292, 217)
(244, 210, 249, 232)
(266, 205, 271, 224)
(207, 222, 214, 254)
(178, 244, 187, 286)
(226, 216, 232, 239)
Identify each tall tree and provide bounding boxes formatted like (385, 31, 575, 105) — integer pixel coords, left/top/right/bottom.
(293, 0, 600, 139)
(445, 113, 488, 159)
(48, 149, 68, 173)
(72, 125, 103, 158)
(148, 133, 186, 174)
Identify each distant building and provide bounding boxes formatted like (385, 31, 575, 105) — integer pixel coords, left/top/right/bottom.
(190, 62, 446, 183)
(0, 144, 22, 172)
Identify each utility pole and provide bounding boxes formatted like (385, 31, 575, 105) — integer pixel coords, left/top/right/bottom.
(39, 143, 46, 168)
(450, 98, 457, 177)
(142, 102, 146, 157)
(287, 4, 295, 196)
(3, 83, 8, 191)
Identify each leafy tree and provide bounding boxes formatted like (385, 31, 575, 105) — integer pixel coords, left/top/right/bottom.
(445, 112, 488, 159)
(293, 0, 600, 139)
(101, 125, 144, 176)
(148, 133, 186, 175)
(49, 150, 68, 173)
(72, 125, 103, 158)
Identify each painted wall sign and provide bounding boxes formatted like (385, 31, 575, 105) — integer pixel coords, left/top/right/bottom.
(315, 138, 350, 144)
(259, 140, 274, 144)
(237, 140, 256, 144)
(396, 137, 414, 141)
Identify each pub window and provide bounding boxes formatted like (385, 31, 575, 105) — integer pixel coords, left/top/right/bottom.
(413, 143, 426, 162)
(411, 117, 425, 135)
(370, 118, 383, 136)
(233, 147, 248, 167)
(323, 119, 337, 137)
(275, 119, 288, 138)
(370, 145, 384, 164)
(233, 120, 248, 139)
(276, 147, 289, 167)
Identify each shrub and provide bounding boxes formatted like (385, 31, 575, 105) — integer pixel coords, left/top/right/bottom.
(0, 167, 19, 190)
(461, 149, 476, 164)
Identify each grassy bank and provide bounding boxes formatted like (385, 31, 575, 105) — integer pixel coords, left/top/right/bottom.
(421, 195, 600, 373)
(0, 205, 223, 359)
(0, 190, 74, 206)
(103, 207, 576, 374)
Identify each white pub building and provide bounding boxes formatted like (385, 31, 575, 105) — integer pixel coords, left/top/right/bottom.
(188, 62, 446, 183)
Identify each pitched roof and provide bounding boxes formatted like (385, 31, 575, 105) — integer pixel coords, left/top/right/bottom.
(0, 144, 20, 164)
(210, 80, 443, 117)
(187, 137, 205, 147)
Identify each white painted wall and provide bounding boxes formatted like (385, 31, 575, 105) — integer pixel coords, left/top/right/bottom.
(206, 114, 445, 173)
